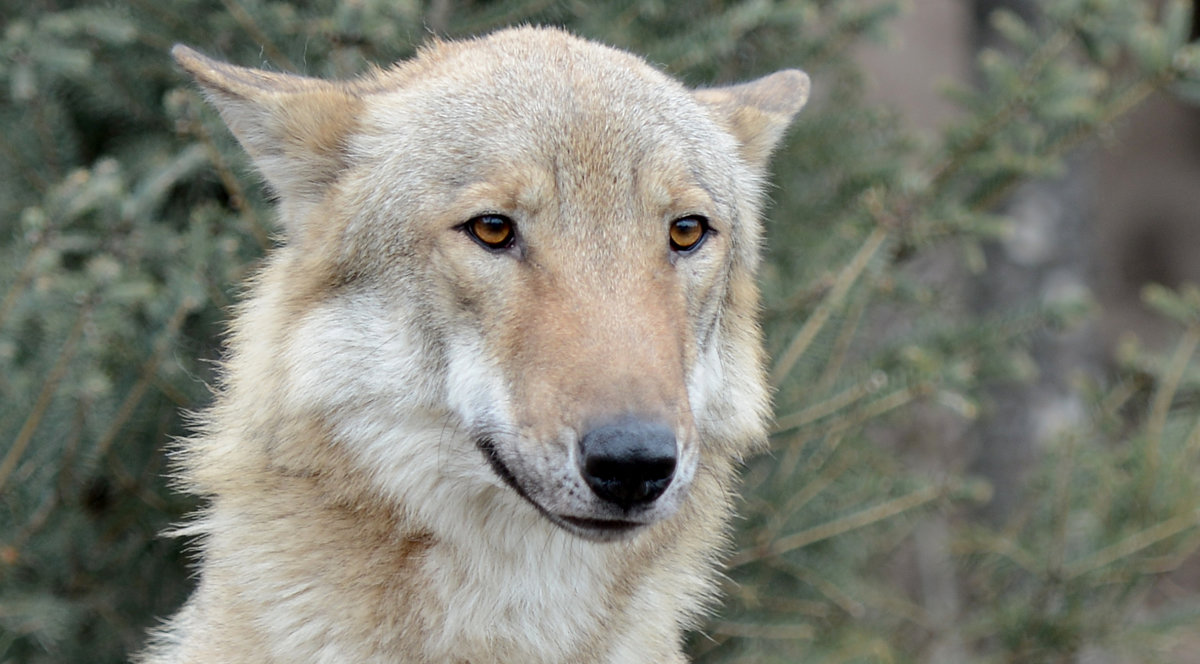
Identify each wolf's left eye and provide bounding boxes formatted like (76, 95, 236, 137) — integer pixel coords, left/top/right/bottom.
(669, 216, 710, 253)
(464, 214, 516, 251)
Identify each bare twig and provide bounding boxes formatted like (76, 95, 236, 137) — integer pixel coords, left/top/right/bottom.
(1145, 323, 1200, 480)
(729, 482, 948, 568)
(0, 306, 88, 492)
(1065, 508, 1200, 579)
(771, 225, 890, 386)
(89, 298, 195, 463)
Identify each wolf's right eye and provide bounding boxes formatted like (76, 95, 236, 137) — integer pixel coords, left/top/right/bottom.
(464, 214, 516, 251)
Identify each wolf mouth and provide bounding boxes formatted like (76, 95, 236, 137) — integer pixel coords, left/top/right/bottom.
(556, 515, 642, 536)
(475, 436, 647, 542)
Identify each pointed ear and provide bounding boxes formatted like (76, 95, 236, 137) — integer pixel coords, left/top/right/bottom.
(694, 69, 810, 169)
(172, 45, 361, 227)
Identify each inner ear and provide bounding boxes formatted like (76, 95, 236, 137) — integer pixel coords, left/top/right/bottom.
(694, 69, 810, 169)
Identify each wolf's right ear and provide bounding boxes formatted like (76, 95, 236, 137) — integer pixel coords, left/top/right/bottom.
(172, 46, 361, 230)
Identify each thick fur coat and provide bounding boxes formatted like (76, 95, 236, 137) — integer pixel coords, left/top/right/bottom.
(144, 27, 808, 663)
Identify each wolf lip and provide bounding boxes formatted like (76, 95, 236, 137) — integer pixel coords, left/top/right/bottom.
(554, 515, 645, 541)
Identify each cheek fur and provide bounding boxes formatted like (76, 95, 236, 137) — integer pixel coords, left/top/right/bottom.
(442, 331, 515, 435)
(280, 293, 443, 417)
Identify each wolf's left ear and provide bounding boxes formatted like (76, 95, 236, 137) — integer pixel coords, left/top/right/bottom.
(172, 45, 360, 229)
(694, 70, 810, 170)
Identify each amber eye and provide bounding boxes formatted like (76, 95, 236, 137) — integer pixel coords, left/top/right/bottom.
(464, 214, 516, 250)
(669, 216, 709, 253)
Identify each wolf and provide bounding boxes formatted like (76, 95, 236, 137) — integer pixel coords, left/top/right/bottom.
(144, 26, 808, 663)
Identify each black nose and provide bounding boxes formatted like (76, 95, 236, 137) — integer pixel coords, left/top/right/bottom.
(579, 419, 677, 510)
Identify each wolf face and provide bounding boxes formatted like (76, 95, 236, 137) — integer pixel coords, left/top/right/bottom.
(174, 28, 807, 546)
(156, 27, 807, 662)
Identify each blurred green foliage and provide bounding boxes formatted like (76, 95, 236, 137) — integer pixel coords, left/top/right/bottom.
(1, 1, 1199, 662)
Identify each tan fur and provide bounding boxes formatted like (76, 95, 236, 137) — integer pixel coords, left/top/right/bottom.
(146, 27, 807, 663)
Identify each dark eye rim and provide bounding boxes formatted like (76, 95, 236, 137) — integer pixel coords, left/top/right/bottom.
(669, 215, 712, 254)
(460, 214, 517, 251)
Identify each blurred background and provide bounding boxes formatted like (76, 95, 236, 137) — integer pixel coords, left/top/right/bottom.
(2, 1, 1199, 662)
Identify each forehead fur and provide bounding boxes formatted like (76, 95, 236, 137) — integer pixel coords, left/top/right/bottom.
(385, 27, 686, 105)
(368, 28, 723, 152)
(350, 27, 750, 220)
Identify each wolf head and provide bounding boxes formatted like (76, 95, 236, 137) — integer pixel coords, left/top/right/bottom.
(175, 27, 807, 543)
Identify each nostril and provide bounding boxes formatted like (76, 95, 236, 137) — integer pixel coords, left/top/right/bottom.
(579, 419, 677, 510)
